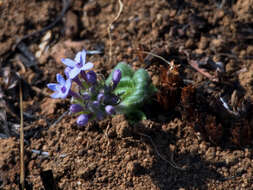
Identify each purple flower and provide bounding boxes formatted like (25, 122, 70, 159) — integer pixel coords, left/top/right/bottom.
(112, 69, 121, 88)
(61, 49, 93, 79)
(97, 93, 104, 102)
(77, 114, 89, 126)
(47, 74, 71, 99)
(66, 67, 84, 89)
(70, 104, 83, 113)
(64, 67, 72, 78)
(92, 101, 100, 108)
(86, 70, 97, 84)
(105, 105, 115, 115)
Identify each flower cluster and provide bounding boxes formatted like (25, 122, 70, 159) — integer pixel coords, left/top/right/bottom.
(47, 49, 122, 126)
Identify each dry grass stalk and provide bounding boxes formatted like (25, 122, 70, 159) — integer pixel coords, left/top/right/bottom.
(107, 0, 123, 64)
(19, 81, 25, 190)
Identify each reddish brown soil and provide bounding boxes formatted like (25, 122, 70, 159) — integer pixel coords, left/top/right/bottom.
(1, 0, 253, 189)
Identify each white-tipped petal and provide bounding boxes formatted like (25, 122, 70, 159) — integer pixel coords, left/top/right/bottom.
(61, 58, 76, 67)
(82, 62, 93, 71)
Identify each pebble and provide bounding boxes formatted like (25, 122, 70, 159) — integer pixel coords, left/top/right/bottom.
(244, 148, 251, 158)
(151, 75, 159, 86)
(77, 163, 97, 180)
(116, 121, 132, 138)
(126, 161, 141, 176)
(205, 147, 216, 160)
(83, 1, 101, 16)
(225, 154, 237, 165)
(185, 39, 194, 48)
(198, 36, 209, 50)
(64, 11, 79, 39)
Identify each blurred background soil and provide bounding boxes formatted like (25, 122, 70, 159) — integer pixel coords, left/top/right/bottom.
(0, 0, 253, 189)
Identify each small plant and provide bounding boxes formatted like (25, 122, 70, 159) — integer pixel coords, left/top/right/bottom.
(47, 49, 156, 126)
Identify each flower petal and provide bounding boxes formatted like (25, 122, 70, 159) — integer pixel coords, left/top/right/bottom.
(56, 74, 65, 85)
(105, 105, 116, 115)
(64, 67, 72, 78)
(80, 49, 87, 64)
(77, 114, 89, 126)
(70, 104, 83, 113)
(61, 58, 76, 67)
(60, 93, 68, 99)
(68, 67, 81, 79)
(47, 83, 58, 91)
(74, 52, 82, 63)
(81, 62, 93, 71)
(50, 92, 60, 99)
(65, 79, 72, 91)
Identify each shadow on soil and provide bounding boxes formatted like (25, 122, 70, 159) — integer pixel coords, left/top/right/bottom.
(133, 121, 233, 190)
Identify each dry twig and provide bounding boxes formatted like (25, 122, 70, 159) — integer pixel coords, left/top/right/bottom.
(19, 81, 25, 190)
(134, 50, 173, 69)
(107, 0, 123, 64)
(189, 60, 218, 82)
(137, 132, 187, 171)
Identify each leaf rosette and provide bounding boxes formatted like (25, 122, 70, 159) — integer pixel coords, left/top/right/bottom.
(106, 62, 157, 120)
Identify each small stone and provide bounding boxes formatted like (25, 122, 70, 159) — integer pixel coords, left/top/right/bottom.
(77, 163, 97, 180)
(199, 142, 207, 153)
(210, 38, 224, 49)
(225, 154, 237, 165)
(244, 148, 251, 158)
(64, 11, 79, 39)
(198, 36, 209, 50)
(83, 1, 101, 16)
(116, 121, 132, 138)
(40, 98, 61, 117)
(124, 154, 131, 162)
(205, 147, 215, 160)
(152, 75, 159, 86)
(126, 161, 141, 176)
(185, 39, 194, 48)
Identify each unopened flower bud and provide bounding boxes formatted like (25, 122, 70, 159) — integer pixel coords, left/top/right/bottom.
(92, 101, 100, 108)
(70, 104, 83, 113)
(89, 86, 96, 94)
(82, 92, 90, 100)
(97, 93, 104, 102)
(86, 70, 97, 84)
(77, 114, 89, 126)
(105, 105, 115, 115)
(112, 69, 121, 88)
(80, 70, 87, 80)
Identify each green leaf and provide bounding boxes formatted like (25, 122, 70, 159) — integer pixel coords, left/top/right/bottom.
(132, 69, 150, 88)
(106, 62, 157, 122)
(114, 87, 132, 99)
(115, 76, 134, 89)
(105, 62, 134, 85)
(120, 88, 146, 107)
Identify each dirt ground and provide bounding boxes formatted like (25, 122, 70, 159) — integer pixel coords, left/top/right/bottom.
(0, 0, 253, 189)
